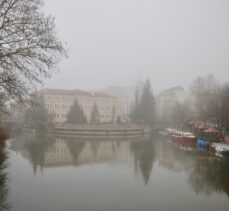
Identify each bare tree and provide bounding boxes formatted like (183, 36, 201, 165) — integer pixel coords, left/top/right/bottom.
(191, 75, 221, 123)
(172, 101, 191, 127)
(220, 83, 229, 129)
(0, 0, 66, 105)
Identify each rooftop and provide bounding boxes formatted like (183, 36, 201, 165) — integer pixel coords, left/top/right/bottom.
(43, 88, 115, 98)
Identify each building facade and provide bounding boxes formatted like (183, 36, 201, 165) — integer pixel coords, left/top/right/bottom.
(43, 89, 122, 123)
(156, 86, 187, 123)
(100, 86, 135, 122)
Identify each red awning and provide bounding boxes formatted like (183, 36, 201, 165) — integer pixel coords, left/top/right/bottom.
(203, 127, 220, 133)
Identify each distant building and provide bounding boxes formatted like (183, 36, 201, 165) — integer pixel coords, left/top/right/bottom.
(100, 86, 135, 122)
(43, 89, 122, 123)
(156, 86, 186, 123)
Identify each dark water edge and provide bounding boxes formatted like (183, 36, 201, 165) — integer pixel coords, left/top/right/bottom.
(0, 145, 10, 211)
(2, 133, 229, 211)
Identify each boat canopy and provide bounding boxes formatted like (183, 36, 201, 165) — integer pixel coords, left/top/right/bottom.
(203, 127, 220, 133)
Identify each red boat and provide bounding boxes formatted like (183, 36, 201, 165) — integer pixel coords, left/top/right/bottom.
(171, 131, 197, 147)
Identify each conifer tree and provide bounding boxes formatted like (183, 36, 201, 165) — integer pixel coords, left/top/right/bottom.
(66, 99, 87, 124)
(140, 78, 155, 125)
(130, 78, 155, 125)
(90, 103, 100, 124)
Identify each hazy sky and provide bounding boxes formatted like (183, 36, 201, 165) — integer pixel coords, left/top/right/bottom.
(43, 0, 229, 93)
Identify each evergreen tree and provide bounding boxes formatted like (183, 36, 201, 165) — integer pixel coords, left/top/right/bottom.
(116, 115, 122, 124)
(130, 78, 155, 125)
(130, 87, 141, 122)
(111, 106, 116, 123)
(66, 99, 87, 124)
(90, 103, 101, 124)
(140, 78, 155, 125)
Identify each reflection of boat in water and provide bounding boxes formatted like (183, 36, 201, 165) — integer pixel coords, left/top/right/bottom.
(179, 145, 195, 152)
(171, 131, 197, 147)
(158, 128, 179, 137)
(210, 143, 229, 157)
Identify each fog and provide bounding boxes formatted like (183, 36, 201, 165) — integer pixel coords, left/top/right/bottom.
(44, 0, 229, 92)
(2, 1, 229, 210)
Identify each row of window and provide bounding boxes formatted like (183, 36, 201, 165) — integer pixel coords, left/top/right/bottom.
(53, 114, 67, 118)
(46, 104, 113, 111)
(46, 95, 113, 103)
(52, 113, 111, 119)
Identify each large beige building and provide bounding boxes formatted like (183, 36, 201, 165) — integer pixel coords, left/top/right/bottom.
(43, 89, 122, 123)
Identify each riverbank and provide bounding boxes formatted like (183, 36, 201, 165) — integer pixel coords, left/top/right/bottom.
(0, 125, 9, 147)
(48, 123, 152, 138)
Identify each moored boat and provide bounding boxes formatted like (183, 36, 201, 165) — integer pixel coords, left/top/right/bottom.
(171, 131, 197, 147)
(210, 143, 229, 157)
(196, 139, 210, 151)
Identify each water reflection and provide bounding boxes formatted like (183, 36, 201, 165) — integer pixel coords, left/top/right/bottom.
(155, 137, 229, 197)
(11, 134, 131, 170)
(189, 156, 229, 196)
(10, 133, 229, 198)
(0, 145, 10, 211)
(24, 133, 54, 174)
(130, 137, 155, 185)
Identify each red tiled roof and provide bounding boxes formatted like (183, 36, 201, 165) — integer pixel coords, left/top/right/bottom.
(43, 88, 115, 98)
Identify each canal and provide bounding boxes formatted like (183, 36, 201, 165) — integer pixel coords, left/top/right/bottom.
(1, 133, 229, 211)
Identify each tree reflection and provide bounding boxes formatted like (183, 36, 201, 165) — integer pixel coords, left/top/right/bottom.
(90, 141, 100, 159)
(189, 156, 229, 196)
(0, 144, 10, 210)
(64, 138, 86, 164)
(25, 132, 54, 174)
(130, 136, 155, 185)
(156, 137, 229, 197)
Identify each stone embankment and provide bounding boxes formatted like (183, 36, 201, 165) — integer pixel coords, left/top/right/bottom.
(48, 124, 152, 139)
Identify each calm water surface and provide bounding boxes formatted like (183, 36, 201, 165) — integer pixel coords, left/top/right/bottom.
(1, 133, 229, 211)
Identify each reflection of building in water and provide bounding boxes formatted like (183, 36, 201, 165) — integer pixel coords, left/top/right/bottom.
(20, 138, 130, 168)
(44, 140, 73, 166)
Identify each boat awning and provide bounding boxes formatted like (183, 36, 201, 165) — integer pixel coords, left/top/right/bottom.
(203, 127, 220, 133)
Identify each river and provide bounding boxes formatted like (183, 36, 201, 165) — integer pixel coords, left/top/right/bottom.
(0, 133, 229, 211)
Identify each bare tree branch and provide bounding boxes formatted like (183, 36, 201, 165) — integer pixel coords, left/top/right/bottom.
(0, 0, 67, 108)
